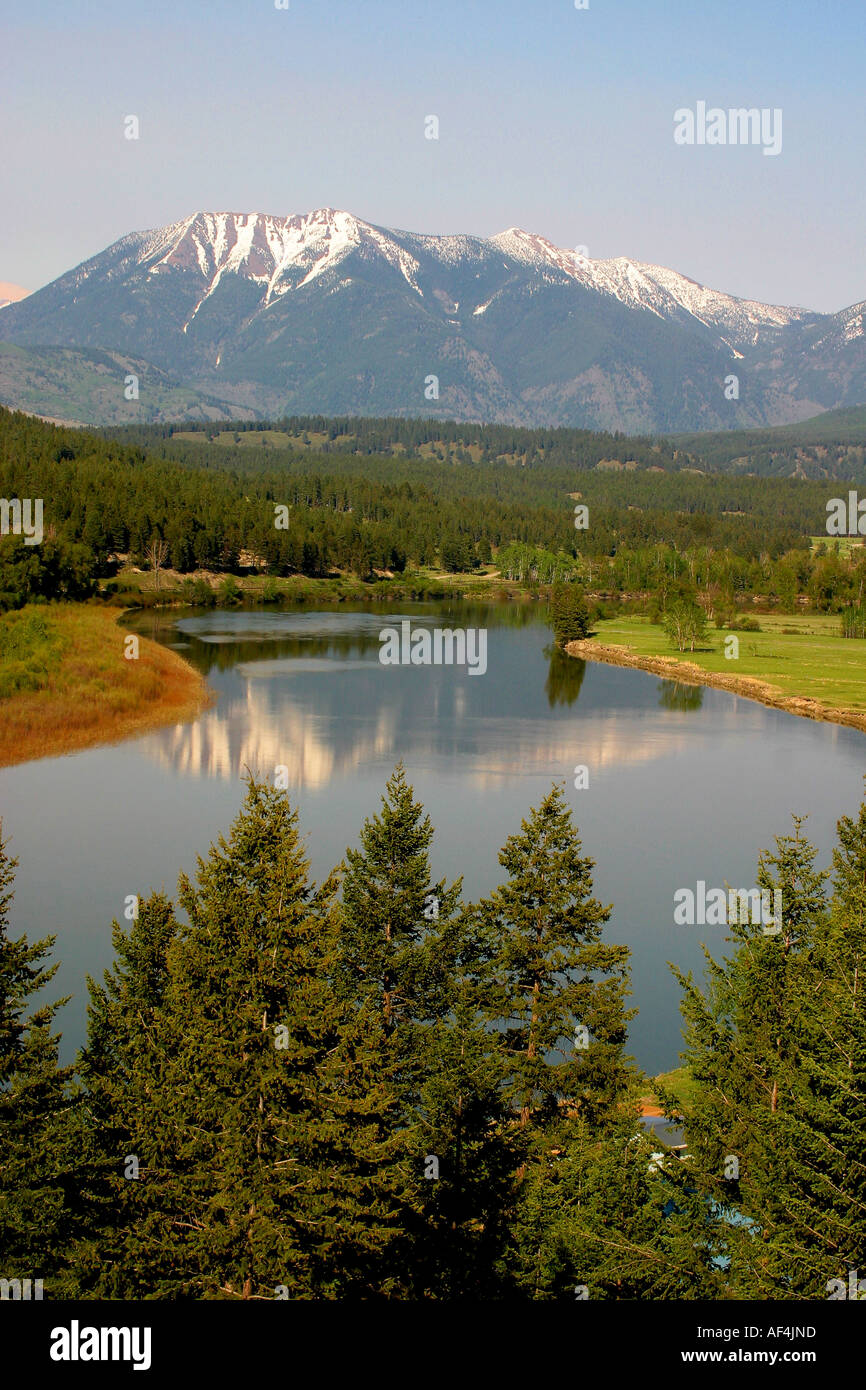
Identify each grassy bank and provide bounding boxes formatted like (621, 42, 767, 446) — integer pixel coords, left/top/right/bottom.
(636, 1066, 697, 1117)
(0, 604, 211, 767)
(652, 1066, 700, 1110)
(567, 613, 866, 734)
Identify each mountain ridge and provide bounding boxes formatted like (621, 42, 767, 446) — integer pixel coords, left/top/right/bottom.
(1, 208, 863, 432)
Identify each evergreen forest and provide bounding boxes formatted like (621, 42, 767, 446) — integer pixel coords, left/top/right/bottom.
(2, 767, 864, 1300)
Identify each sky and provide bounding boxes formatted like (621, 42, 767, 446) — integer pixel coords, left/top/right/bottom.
(1, 0, 864, 312)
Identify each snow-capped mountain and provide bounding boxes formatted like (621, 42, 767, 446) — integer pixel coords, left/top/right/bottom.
(135, 209, 427, 313)
(488, 227, 805, 347)
(0, 209, 861, 431)
(109, 209, 807, 347)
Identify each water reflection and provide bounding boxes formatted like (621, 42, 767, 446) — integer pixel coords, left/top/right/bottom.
(131, 600, 542, 677)
(131, 604, 710, 789)
(545, 647, 587, 707)
(658, 681, 704, 713)
(7, 598, 865, 1076)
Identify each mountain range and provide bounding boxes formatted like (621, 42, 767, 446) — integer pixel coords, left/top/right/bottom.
(2, 209, 864, 432)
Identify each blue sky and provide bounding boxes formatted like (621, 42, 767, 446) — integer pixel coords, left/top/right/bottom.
(1, 0, 864, 310)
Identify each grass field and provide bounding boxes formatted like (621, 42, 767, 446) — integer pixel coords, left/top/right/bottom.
(169, 428, 518, 465)
(0, 604, 210, 767)
(652, 1066, 700, 1111)
(809, 534, 866, 556)
(576, 612, 866, 725)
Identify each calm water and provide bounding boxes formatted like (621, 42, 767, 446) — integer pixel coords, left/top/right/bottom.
(2, 599, 865, 1075)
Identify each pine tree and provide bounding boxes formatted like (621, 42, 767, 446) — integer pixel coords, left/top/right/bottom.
(669, 817, 832, 1296)
(550, 583, 590, 647)
(77, 781, 408, 1298)
(407, 906, 519, 1297)
(0, 820, 79, 1295)
(74, 892, 180, 1297)
(477, 783, 633, 1132)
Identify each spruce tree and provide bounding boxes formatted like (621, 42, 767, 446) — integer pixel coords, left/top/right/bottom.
(337, 763, 467, 1292)
(472, 785, 636, 1295)
(476, 783, 633, 1132)
(771, 792, 866, 1294)
(550, 583, 590, 647)
(78, 781, 408, 1298)
(338, 761, 461, 1038)
(408, 906, 518, 1297)
(0, 820, 79, 1296)
(669, 817, 832, 1297)
(500, 1109, 725, 1300)
(74, 892, 180, 1297)
(163, 779, 407, 1297)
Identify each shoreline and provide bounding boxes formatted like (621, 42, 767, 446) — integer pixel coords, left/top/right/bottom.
(0, 606, 214, 769)
(565, 637, 866, 736)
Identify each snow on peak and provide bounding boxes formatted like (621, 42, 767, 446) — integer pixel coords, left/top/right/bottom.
(491, 227, 582, 278)
(837, 302, 866, 344)
(134, 209, 422, 308)
(490, 227, 805, 339)
(105, 209, 815, 347)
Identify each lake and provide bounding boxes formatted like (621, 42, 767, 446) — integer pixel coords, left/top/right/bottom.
(2, 598, 864, 1075)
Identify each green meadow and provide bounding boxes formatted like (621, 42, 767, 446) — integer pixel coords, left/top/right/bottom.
(584, 612, 866, 718)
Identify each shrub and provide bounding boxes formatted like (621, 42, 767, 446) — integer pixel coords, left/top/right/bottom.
(717, 613, 761, 632)
(181, 577, 217, 608)
(0, 610, 57, 698)
(217, 575, 241, 607)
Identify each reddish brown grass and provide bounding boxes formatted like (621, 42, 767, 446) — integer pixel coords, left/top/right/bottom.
(0, 605, 212, 767)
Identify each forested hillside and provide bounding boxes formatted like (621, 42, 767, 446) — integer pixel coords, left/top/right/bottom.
(108, 414, 689, 470)
(2, 407, 865, 617)
(674, 405, 866, 484)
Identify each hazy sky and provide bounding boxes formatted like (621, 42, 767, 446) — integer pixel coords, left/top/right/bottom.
(2, 0, 864, 311)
